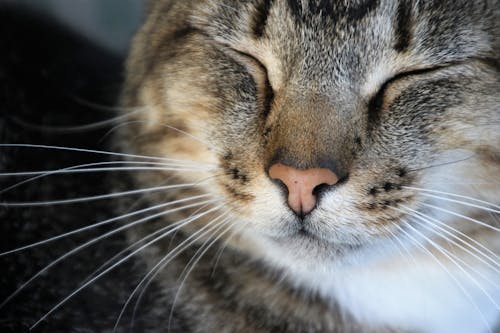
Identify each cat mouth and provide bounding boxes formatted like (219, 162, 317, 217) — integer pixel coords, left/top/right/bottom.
(282, 220, 326, 243)
(297, 226, 317, 239)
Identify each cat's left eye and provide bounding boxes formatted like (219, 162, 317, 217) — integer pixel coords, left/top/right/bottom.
(368, 66, 446, 118)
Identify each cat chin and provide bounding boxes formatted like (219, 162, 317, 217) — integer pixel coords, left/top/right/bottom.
(238, 225, 379, 273)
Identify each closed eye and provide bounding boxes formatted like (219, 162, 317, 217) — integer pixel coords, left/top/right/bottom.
(229, 49, 275, 118)
(367, 66, 448, 123)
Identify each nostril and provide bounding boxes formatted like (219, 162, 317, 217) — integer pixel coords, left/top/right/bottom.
(312, 183, 332, 197)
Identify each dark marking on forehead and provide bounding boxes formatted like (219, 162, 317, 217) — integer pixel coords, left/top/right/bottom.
(346, 0, 380, 22)
(286, 0, 303, 19)
(253, 0, 275, 38)
(286, 0, 379, 23)
(394, 1, 413, 52)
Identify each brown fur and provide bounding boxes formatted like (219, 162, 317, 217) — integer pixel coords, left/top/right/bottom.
(117, 1, 499, 332)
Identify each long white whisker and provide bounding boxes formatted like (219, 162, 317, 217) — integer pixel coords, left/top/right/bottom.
(0, 166, 212, 177)
(9, 108, 143, 133)
(97, 120, 146, 143)
(211, 220, 245, 276)
(380, 225, 419, 267)
(156, 123, 222, 154)
(69, 95, 144, 113)
(82, 202, 215, 284)
(1, 183, 203, 207)
(128, 215, 232, 332)
(177, 218, 232, 284)
(395, 224, 493, 332)
(400, 211, 500, 289)
(393, 207, 500, 310)
(0, 161, 214, 177)
(167, 219, 233, 331)
(403, 220, 500, 310)
(0, 194, 212, 256)
(408, 208, 500, 262)
(412, 192, 500, 214)
(0, 160, 214, 195)
(0, 144, 209, 164)
(422, 203, 500, 232)
(29, 203, 224, 330)
(113, 211, 230, 332)
(400, 205, 500, 268)
(404, 186, 500, 210)
(0, 199, 218, 310)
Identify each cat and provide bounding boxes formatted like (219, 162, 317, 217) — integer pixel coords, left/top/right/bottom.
(1, 0, 499, 332)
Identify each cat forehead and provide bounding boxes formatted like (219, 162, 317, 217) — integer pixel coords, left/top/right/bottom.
(193, 0, 494, 65)
(189, 0, 494, 96)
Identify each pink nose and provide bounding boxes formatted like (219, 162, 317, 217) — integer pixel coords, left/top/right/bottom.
(268, 163, 339, 215)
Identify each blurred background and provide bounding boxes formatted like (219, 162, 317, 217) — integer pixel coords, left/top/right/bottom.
(0, 1, 158, 331)
(2, 0, 144, 54)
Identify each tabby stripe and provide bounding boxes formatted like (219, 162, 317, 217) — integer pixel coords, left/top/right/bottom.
(346, 0, 380, 22)
(286, 0, 379, 23)
(394, 0, 413, 52)
(253, 0, 275, 38)
(286, 0, 303, 20)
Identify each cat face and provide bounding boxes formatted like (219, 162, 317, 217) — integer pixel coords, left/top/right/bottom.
(121, 0, 499, 276)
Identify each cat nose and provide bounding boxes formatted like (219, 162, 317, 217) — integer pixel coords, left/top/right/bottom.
(268, 163, 339, 216)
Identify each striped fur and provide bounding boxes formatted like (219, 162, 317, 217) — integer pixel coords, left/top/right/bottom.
(119, 1, 500, 332)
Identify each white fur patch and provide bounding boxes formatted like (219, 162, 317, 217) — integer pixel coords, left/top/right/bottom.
(252, 236, 500, 333)
(242, 148, 499, 333)
(329, 255, 499, 333)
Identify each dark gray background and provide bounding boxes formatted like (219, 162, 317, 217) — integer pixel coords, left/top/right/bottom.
(3, 0, 144, 54)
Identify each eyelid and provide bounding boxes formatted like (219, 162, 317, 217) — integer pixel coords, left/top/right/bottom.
(387, 65, 447, 84)
(230, 49, 269, 77)
(368, 65, 448, 117)
(228, 48, 275, 118)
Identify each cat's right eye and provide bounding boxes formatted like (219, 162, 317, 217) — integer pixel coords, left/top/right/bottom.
(229, 49, 275, 118)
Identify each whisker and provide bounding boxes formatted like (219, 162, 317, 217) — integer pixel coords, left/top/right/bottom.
(82, 201, 215, 284)
(395, 224, 493, 332)
(8, 108, 143, 133)
(128, 216, 232, 332)
(422, 203, 500, 232)
(413, 226, 500, 290)
(0, 194, 212, 256)
(1, 183, 204, 207)
(0, 199, 218, 310)
(0, 159, 216, 195)
(177, 218, 232, 284)
(390, 207, 500, 310)
(28, 203, 224, 330)
(156, 123, 222, 154)
(400, 217, 500, 311)
(404, 186, 500, 210)
(113, 211, 231, 332)
(98, 118, 222, 154)
(420, 182, 497, 185)
(97, 120, 146, 143)
(0, 166, 213, 177)
(399, 210, 500, 286)
(400, 205, 500, 267)
(167, 219, 233, 331)
(0, 144, 210, 164)
(412, 192, 500, 214)
(211, 220, 245, 276)
(69, 94, 143, 113)
(407, 155, 474, 173)
(380, 224, 420, 267)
